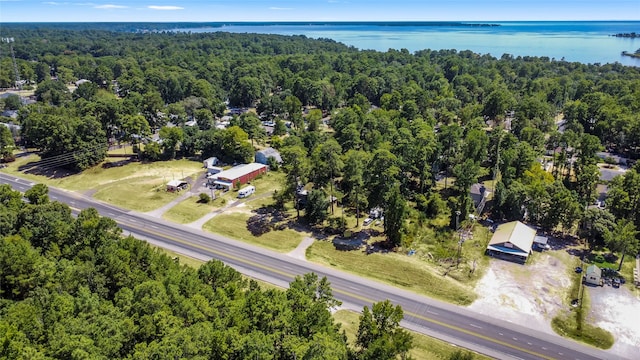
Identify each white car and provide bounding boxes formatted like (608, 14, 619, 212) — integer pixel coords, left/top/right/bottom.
(363, 218, 373, 226)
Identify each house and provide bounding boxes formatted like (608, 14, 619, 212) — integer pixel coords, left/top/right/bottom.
(166, 180, 188, 192)
(75, 79, 91, 87)
(486, 221, 536, 263)
(207, 163, 267, 191)
(584, 265, 603, 286)
(469, 183, 488, 207)
(255, 147, 282, 165)
(203, 157, 221, 174)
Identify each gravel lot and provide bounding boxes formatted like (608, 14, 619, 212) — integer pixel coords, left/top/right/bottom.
(586, 283, 640, 358)
(468, 251, 640, 359)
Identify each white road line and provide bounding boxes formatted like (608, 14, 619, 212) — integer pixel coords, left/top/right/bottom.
(426, 310, 439, 315)
(150, 225, 158, 229)
(527, 342, 532, 345)
(130, 219, 137, 223)
(542, 347, 547, 350)
(348, 286, 360, 291)
(469, 323, 482, 329)
(499, 332, 504, 336)
(512, 337, 518, 341)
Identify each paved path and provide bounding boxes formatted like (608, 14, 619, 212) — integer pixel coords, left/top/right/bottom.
(286, 237, 314, 261)
(144, 191, 192, 218)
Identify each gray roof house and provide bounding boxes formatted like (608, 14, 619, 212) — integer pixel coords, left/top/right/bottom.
(255, 147, 282, 165)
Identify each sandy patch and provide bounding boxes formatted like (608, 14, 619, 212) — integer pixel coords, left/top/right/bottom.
(587, 285, 640, 356)
(467, 253, 572, 335)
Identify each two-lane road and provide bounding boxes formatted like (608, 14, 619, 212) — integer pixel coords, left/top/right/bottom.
(0, 173, 626, 360)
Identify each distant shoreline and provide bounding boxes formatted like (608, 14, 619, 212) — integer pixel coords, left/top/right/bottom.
(621, 51, 640, 59)
(612, 32, 640, 38)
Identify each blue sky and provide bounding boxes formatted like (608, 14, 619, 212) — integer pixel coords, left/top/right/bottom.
(1, 0, 638, 22)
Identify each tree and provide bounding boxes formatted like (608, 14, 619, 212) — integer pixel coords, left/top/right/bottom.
(286, 273, 341, 338)
(604, 219, 639, 271)
(342, 150, 368, 226)
(356, 300, 412, 360)
(305, 189, 329, 225)
(280, 144, 310, 217)
(24, 184, 49, 205)
(158, 126, 183, 159)
(121, 114, 150, 150)
(0, 125, 16, 158)
(311, 138, 343, 214)
(384, 183, 407, 248)
(579, 208, 616, 247)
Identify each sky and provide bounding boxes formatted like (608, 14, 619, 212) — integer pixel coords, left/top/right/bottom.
(0, 0, 638, 22)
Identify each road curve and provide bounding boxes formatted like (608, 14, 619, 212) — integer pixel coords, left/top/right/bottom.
(0, 173, 626, 360)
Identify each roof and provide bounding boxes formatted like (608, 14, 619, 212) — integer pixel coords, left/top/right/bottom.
(256, 147, 282, 162)
(167, 180, 187, 187)
(212, 163, 267, 181)
(488, 221, 536, 255)
(586, 265, 601, 277)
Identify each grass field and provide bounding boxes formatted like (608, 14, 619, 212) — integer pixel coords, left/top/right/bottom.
(203, 212, 306, 253)
(163, 195, 220, 223)
(307, 241, 477, 305)
(334, 310, 490, 360)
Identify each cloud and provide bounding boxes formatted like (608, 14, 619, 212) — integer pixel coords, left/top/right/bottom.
(94, 4, 127, 9)
(42, 1, 66, 5)
(269, 7, 293, 10)
(148, 5, 183, 10)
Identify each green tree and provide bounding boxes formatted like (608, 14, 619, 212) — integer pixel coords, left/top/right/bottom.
(342, 150, 369, 226)
(280, 144, 310, 217)
(24, 184, 49, 205)
(384, 183, 407, 248)
(0, 125, 16, 158)
(305, 189, 329, 225)
(356, 300, 412, 360)
(158, 126, 184, 159)
(604, 219, 639, 271)
(286, 273, 341, 338)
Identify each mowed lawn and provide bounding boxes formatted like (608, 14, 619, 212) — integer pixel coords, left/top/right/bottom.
(202, 212, 305, 253)
(307, 241, 477, 305)
(334, 310, 491, 360)
(163, 195, 220, 224)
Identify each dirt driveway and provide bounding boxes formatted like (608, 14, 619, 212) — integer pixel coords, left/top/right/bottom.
(468, 251, 640, 359)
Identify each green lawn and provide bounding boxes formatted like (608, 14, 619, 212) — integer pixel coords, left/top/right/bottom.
(163, 196, 220, 224)
(307, 241, 477, 305)
(92, 176, 184, 212)
(203, 212, 305, 253)
(334, 310, 491, 360)
(3, 154, 203, 192)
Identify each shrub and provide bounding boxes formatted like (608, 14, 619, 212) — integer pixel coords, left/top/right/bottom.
(198, 193, 211, 204)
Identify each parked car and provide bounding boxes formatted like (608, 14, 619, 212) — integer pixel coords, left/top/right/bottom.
(575, 266, 583, 273)
(363, 218, 373, 226)
(612, 278, 621, 288)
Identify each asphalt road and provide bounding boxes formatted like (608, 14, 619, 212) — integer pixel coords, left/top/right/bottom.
(0, 173, 627, 360)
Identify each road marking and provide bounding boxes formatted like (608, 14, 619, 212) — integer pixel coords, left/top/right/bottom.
(150, 225, 158, 229)
(349, 286, 360, 291)
(513, 337, 518, 341)
(469, 323, 482, 329)
(542, 347, 547, 350)
(108, 212, 115, 217)
(499, 333, 504, 336)
(129, 219, 137, 223)
(427, 310, 439, 315)
(527, 342, 532, 345)
(120, 220, 558, 360)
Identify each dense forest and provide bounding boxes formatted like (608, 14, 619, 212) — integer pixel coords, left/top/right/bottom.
(1, 27, 639, 264)
(0, 184, 413, 359)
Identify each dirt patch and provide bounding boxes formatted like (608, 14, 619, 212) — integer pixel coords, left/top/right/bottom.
(587, 284, 640, 357)
(467, 252, 572, 335)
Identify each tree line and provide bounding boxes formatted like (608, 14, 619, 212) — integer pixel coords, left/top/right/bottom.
(0, 184, 418, 359)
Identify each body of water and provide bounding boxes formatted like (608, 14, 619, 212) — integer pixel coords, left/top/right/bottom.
(178, 21, 640, 66)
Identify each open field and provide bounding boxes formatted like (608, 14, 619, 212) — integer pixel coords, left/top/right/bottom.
(3, 153, 202, 191)
(203, 211, 306, 253)
(163, 195, 220, 224)
(307, 240, 477, 305)
(334, 310, 491, 360)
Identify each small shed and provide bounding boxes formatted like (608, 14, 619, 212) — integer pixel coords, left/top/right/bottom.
(255, 147, 282, 165)
(166, 180, 188, 192)
(585, 265, 603, 286)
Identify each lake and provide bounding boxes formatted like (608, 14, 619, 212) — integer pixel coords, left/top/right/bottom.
(177, 21, 640, 66)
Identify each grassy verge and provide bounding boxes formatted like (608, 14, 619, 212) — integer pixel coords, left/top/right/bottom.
(92, 176, 183, 212)
(551, 258, 614, 349)
(163, 196, 220, 224)
(307, 241, 477, 305)
(334, 310, 491, 360)
(203, 212, 305, 253)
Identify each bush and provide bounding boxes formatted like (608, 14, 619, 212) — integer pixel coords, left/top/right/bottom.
(593, 254, 605, 263)
(198, 193, 211, 204)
